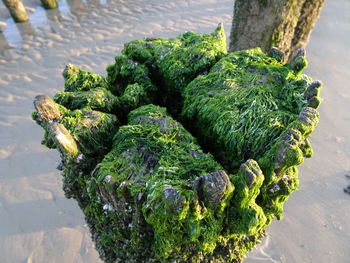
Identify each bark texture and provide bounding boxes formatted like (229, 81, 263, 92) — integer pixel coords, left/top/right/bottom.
(291, 0, 327, 50)
(2, 0, 28, 22)
(229, 0, 326, 59)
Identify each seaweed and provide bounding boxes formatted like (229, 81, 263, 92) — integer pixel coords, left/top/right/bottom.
(122, 23, 227, 93)
(182, 47, 321, 171)
(32, 25, 322, 263)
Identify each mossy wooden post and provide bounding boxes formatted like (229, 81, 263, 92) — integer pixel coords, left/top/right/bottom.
(32, 28, 323, 262)
(229, 0, 326, 59)
(40, 0, 58, 9)
(2, 0, 28, 23)
(291, 0, 327, 50)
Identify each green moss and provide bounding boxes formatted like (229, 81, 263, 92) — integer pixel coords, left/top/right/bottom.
(182, 48, 320, 221)
(226, 160, 266, 235)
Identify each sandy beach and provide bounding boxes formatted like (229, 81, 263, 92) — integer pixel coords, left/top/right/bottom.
(0, 0, 349, 262)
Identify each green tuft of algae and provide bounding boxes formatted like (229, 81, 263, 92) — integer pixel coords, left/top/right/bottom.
(182, 47, 319, 170)
(32, 25, 322, 263)
(122, 23, 227, 93)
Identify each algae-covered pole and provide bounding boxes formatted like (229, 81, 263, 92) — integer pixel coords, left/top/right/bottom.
(2, 0, 28, 23)
(229, 0, 304, 55)
(84, 105, 236, 262)
(40, 0, 58, 9)
(291, 0, 327, 51)
(32, 27, 323, 263)
(229, 0, 326, 58)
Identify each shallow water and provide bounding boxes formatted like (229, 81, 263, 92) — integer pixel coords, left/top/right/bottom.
(0, 0, 349, 262)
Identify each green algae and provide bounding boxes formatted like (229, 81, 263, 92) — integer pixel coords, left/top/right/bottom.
(182, 47, 320, 170)
(54, 88, 118, 112)
(60, 109, 119, 157)
(33, 95, 119, 164)
(32, 26, 322, 263)
(81, 105, 269, 262)
(57, 62, 157, 121)
(106, 55, 157, 97)
(122, 23, 227, 93)
(63, 64, 109, 92)
(92, 105, 229, 261)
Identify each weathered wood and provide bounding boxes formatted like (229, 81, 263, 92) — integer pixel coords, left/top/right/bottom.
(2, 0, 28, 23)
(34, 95, 61, 122)
(40, 0, 58, 9)
(47, 122, 79, 159)
(33, 95, 79, 159)
(291, 0, 327, 51)
(229, 0, 326, 59)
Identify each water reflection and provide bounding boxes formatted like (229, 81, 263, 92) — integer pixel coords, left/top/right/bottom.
(2, 18, 22, 47)
(0, 32, 9, 53)
(0, 0, 104, 50)
(0, 0, 128, 50)
(15, 20, 36, 38)
(44, 5, 65, 34)
(86, 0, 102, 8)
(58, 0, 71, 17)
(29, 6, 50, 30)
(45, 6, 62, 22)
(100, 0, 107, 5)
(66, 0, 86, 15)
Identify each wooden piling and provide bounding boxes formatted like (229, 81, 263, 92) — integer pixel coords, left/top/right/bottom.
(2, 0, 29, 23)
(40, 0, 58, 9)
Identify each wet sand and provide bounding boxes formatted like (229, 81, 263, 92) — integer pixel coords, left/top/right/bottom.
(0, 0, 349, 262)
